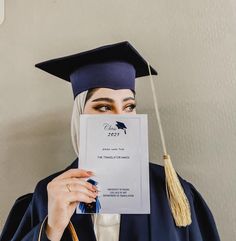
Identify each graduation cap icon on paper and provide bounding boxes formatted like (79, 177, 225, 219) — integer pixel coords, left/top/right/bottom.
(116, 121, 127, 134)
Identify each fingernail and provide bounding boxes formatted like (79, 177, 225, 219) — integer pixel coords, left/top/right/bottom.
(87, 171, 94, 176)
(92, 185, 98, 191)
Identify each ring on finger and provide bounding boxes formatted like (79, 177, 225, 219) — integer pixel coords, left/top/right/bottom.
(66, 183, 72, 192)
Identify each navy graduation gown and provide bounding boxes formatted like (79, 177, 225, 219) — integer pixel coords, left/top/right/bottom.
(0, 158, 221, 241)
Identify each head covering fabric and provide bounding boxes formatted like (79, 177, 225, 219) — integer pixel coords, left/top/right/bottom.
(71, 90, 88, 157)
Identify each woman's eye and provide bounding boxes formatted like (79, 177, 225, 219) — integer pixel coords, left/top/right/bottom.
(125, 104, 136, 112)
(92, 103, 136, 112)
(93, 105, 111, 112)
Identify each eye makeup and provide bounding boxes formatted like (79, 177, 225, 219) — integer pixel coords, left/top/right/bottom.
(92, 102, 136, 113)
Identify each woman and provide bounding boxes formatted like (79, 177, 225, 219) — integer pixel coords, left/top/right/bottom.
(47, 87, 138, 241)
(0, 41, 221, 241)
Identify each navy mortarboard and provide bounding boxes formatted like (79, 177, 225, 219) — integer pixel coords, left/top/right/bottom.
(35, 41, 157, 99)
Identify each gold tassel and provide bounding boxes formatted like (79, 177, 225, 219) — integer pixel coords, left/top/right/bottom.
(146, 61, 191, 227)
(163, 154, 192, 227)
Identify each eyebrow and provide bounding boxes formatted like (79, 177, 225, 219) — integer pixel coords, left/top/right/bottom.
(91, 97, 135, 103)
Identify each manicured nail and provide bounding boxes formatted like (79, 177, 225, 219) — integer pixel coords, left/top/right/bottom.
(92, 185, 98, 191)
(86, 171, 94, 176)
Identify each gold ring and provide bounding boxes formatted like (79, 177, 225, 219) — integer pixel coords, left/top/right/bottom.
(66, 183, 72, 192)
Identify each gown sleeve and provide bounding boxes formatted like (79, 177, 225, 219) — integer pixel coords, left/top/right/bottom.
(0, 193, 32, 241)
(0, 193, 50, 241)
(187, 182, 221, 241)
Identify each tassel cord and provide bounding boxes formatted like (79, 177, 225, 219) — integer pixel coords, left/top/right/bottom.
(147, 61, 191, 227)
(147, 62, 167, 156)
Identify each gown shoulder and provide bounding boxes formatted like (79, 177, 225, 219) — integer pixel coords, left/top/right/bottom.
(148, 162, 221, 241)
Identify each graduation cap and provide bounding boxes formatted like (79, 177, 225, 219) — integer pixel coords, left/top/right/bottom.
(35, 41, 191, 227)
(116, 121, 127, 134)
(35, 41, 157, 99)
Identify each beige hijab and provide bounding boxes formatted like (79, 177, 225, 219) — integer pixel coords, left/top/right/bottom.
(71, 90, 88, 157)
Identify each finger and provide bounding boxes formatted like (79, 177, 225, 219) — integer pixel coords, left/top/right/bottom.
(58, 178, 98, 192)
(65, 183, 98, 198)
(54, 169, 94, 181)
(67, 191, 96, 204)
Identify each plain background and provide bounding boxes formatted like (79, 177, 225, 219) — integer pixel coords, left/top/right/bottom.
(0, 1, 235, 240)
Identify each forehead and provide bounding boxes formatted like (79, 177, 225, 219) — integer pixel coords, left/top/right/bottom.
(88, 88, 135, 100)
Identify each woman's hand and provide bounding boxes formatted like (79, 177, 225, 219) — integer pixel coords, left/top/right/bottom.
(45, 169, 98, 241)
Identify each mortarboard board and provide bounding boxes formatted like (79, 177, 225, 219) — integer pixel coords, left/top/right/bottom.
(35, 41, 157, 99)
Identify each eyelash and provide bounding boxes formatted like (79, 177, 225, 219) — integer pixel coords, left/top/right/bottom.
(93, 104, 136, 112)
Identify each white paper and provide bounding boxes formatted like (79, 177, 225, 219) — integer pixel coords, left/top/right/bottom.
(76, 114, 150, 214)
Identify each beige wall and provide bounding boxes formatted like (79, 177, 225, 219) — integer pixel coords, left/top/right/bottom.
(0, 0, 236, 240)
